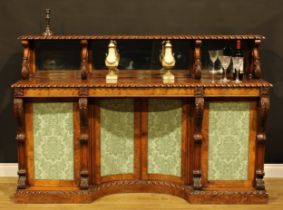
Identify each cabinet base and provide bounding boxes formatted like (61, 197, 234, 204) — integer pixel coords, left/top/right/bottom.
(14, 180, 268, 204)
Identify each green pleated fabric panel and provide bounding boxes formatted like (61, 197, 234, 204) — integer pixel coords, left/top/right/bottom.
(148, 99, 182, 177)
(208, 102, 250, 180)
(100, 99, 134, 176)
(33, 102, 74, 180)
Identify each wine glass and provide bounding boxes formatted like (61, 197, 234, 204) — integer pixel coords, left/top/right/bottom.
(209, 50, 223, 74)
(238, 57, 244, 80)
(232, 57, 244, 83)
(219, 55, 231, 82)
(232, 57, 240, 83)
(216, 50, 223, 73)
(209, 50, 218, 74)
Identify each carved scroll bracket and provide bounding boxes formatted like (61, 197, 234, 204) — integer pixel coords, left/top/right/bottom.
(78, 97, 89, 189)
(254, 87, 270, 190)
(193, 87, 204, 190)
(193, 40, 202, 80)
(81, 40, 89, 80)
(21, 40, 30, 79)
(252, 39, 262, 79)
(13, 97, 27, 189)
(257, 87, 270, 143)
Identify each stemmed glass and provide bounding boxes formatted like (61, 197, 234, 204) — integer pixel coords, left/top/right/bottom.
(232, 57, 244, 83)
(218, 55, 231, 82)
(209, 50, 223, 74)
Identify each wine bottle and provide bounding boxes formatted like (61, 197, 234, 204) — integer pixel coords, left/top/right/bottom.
(233, 40, 244, 80)
(223, 41, 232, 77)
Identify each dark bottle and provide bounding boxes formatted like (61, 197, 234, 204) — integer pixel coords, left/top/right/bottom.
(223, 42, 232, 56)
(223, 42, 232, 77)
(233, 40, 244, 80)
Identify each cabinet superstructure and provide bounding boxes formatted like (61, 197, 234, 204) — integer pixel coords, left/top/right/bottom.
(12, 34, 272, 203)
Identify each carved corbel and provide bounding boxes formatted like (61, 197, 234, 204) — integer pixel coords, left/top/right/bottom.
(193, 87, 204, 190)
(257, 87, 269, 143)
(252, 39, 262, 79)
(14, 88, 24, 98)
(254, 87, 270, 190)
(79, 87, 89, 97)
(193, 40, 202, 79)
(78, 97, 89, 189)
(13, 97, 27, 189)
(81, 40, 89, 80)
(21, 40, 30, 79)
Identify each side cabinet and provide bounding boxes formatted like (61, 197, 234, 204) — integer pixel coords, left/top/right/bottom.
(13, 34, 271, 204)
(14, 94, 269, 204)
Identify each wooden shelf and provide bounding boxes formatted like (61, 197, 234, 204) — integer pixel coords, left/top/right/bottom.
(12, 70, 272, 88)
(18, 34, 265, 40)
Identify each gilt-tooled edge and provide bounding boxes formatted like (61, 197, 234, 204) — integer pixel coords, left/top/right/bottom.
(18, 34, 265, 40)
(11, 82, 273, 88)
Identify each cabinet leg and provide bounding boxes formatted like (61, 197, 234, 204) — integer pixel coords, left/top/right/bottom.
(193, 87, 204, 190)
(14, 95, 27, 189)
(79, 97, 89, 190)
(254, 87, 270, 190)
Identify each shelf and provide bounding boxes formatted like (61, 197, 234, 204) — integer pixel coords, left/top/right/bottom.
(11, 70, 272, 88)
(18, 34, 265, 40)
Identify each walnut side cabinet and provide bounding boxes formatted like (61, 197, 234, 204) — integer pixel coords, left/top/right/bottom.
(12, 34, 272, 204)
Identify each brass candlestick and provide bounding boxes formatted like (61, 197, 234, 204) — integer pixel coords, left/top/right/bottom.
(105, 40, 120, 83)
(42, 9, 53, 36)
(160, 40, 175, 83)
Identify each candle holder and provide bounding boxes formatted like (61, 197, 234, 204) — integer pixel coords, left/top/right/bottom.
(42, 9, 53, 36)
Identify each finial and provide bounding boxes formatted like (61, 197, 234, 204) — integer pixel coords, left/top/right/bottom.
(105, 40, 120, 83)
(42, 8, 53, 36)
(160, 40, 175, 83)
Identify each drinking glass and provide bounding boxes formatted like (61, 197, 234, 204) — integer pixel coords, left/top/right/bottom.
(232, 57, 244, 83)
(219, 55, 231, 82)
(209, 50, 223, 74)
(232, 57, 240, 83)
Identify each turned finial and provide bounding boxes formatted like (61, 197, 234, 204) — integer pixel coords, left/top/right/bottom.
(105, 40, 120, 70)
(160, 40, 175, 70)
(160, 40, 175, 83)
(105, 40, 120, 83)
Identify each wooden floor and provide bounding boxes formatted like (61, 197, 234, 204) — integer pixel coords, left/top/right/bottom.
(1, 178, 283, 210)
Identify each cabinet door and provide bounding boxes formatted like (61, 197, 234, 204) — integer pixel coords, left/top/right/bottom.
(202, 101, 256, 188)
(95, 99, 136, 182)
(93, 98, 188, 184)
(26, 101, 80, 187)
(143, 99, 188, 183)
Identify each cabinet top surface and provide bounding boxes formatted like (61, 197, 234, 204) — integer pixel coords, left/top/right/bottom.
(18, 34, 265, 40)
(11, 70, 272, 88)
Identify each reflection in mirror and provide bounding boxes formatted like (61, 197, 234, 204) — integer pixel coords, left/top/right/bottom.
(35, 40, 81, 70)
(91, 40, 192, 70)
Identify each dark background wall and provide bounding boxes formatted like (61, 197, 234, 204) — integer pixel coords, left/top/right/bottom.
(0, 0, 282, 163)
